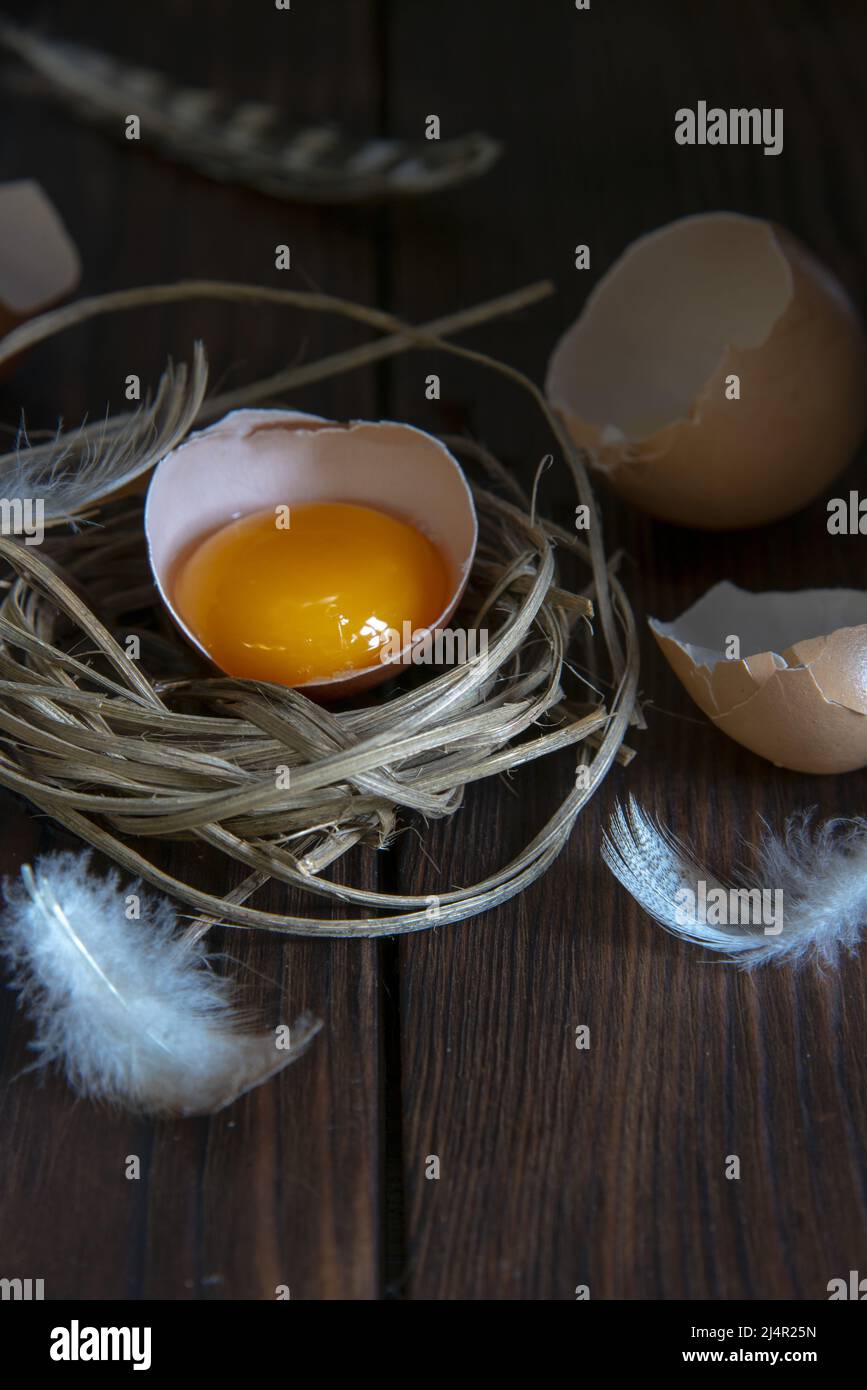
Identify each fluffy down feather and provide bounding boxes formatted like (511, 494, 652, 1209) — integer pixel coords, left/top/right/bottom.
(602, 796, 867, 969)
(0, 852, 320, 1114)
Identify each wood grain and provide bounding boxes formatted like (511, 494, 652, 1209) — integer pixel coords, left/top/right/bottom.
(0, 0, 385, 1300)
(1, 0, 866, 1301)
(385, 0, 867, 1299)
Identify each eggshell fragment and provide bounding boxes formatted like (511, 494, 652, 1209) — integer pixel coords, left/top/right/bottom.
(650, 581, 867, 773)
(145, 408, 478, 697)
(546, 212, 867, 529)
(0, 180, 81, 341)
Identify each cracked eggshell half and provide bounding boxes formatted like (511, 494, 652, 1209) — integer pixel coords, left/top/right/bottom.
(0, 181, 81, 353)
(546, 212, 867, 530)
(650, 581, 867, 773)
(145, 408, 478, 698)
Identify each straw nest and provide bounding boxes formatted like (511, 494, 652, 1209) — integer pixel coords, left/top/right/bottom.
(0, 280, 639, 937)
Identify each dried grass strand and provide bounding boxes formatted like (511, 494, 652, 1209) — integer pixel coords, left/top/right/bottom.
(0, 281, 639, 937)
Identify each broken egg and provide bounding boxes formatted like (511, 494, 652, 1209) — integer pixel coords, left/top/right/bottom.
(145, 408, 478, 697)
(650, 581, 867, 773)
(546, 212, 867, 529)
(0, 181, 80, 346)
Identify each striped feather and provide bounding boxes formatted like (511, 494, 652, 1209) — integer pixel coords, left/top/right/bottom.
(0, 22, 501, 203)
(603, 797, 867, 969)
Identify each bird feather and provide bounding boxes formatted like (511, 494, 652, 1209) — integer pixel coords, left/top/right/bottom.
(0, 851, 321, 1114)
(0, 345, 207, 522)
(602, 796, 867, 969)
(0, 22, 501, 203)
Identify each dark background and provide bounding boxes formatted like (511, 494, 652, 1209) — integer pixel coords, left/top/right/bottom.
(1, 0, 866, 1300)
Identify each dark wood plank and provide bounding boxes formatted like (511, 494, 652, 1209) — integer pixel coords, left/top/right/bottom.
(4, 0, 867, 1304)
(0, 0, 384, 1299)
(385, 0, 867, 1298)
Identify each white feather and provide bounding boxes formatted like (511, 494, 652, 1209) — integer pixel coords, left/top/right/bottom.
(602, 796, 867, 969)
(0, 347, 207, 522)
(0, 851, 320, 1114)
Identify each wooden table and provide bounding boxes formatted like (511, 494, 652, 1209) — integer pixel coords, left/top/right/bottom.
(1, 0, 865, 1300)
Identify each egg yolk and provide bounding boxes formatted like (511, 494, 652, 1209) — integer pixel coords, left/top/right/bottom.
(172, 501, 450, 687)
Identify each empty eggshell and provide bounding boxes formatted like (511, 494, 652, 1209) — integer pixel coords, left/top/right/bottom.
(546, 212, 867, 529)
(650, 580, 867, 773)
(0, 180, 81, 342)
(145, 408, 478, 697)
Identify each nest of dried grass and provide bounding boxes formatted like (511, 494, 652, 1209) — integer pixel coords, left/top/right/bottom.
(0, 280, 639, 936)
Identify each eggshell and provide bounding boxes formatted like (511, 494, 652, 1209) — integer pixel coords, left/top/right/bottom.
(145, 408, 478, 697)
(546, 212, 867, 529)
(650, 581, 867, 773)
(0, 181, 81, 354)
